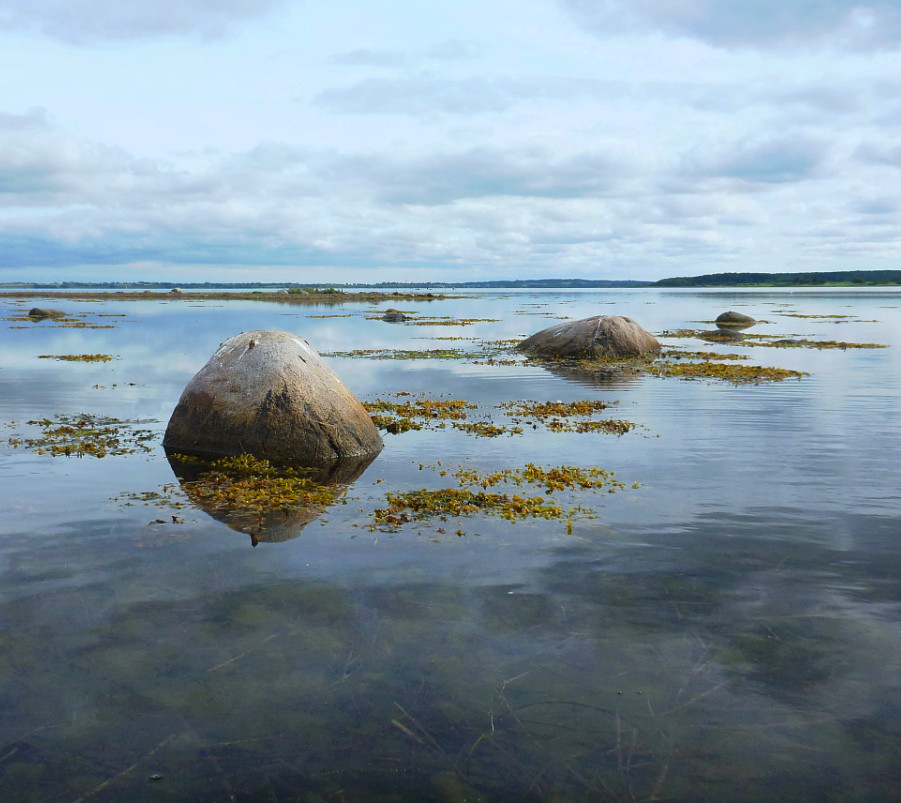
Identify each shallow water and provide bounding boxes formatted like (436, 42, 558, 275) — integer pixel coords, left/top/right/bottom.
(2, 288, 900, 802)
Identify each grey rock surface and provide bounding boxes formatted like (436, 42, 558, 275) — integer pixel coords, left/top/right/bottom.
(517, 315, 660, 359)
(163, 329, 383, 465)
(715, 310, 756, 325)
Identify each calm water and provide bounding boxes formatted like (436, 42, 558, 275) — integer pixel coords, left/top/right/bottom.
(2, 288, 900, 802)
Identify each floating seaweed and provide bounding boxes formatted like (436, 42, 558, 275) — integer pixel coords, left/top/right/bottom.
(7, 414, 157, 457)
(324, 348, 466, 360)
(117, 453, 363, 544)
(646, 361, 807, 384)
(364, 396, 477, 434)
(450, 421, 521, 438)
(406, 318, 501, 326)
(496, 399, 637, 434)
(371, 461, 635, 532)
(37, 353, 116, 362)
(745, 338, 887, 350)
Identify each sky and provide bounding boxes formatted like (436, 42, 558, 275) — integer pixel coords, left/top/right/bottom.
(1, 0, 901, 283)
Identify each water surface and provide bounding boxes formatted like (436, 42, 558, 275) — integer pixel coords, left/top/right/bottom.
(1, 288, 900, 801)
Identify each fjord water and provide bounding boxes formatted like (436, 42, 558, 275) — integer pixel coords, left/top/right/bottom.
(1, 288, 900, 802)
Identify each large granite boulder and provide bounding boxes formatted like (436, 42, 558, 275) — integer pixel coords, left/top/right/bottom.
(715, 310, 756, 326)
(517, 315, 660, 360)
(163, 329, 383, 465)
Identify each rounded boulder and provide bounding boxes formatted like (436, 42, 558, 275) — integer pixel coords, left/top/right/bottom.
(163, 329, 383, 465)
(517, 315, 660, 360)
(715, 310, 756, 326)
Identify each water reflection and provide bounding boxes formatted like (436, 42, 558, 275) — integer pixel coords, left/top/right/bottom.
(3, 288, 901, 801)
(165, 452, 376, 545)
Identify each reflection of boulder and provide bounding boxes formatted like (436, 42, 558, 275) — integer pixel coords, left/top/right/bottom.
(715, 311, 756, 327)
(28, 307, 67, 319)
(166, 452, 375, 545)
(163, 329, 383, 465)
(381, 308, 408, 322)
(518, 315, 660, 359)
(700, 327, 746, 342)
(535, 360, 647, 390)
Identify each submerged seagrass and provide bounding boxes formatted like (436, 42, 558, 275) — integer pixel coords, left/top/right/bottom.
(163, 329, 383, 465)
(517, 314, 660, 359)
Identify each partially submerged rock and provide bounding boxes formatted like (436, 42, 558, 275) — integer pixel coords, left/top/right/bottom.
(517, 315, 660, 360)
(28, 307, 67, 319)
(163, 329, 383, 465)
(381, 308, 408, 322)
(715, 311, 756, 326)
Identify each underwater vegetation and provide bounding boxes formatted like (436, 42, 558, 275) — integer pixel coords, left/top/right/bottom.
(6, 414, 156, 457)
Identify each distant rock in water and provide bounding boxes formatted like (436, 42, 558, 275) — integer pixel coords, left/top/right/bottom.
(381, 308, 408, 322)
(715, 311, 756, 326)
(28, 307, 67, 319)
(517, 315, 660, 360)
(163, 329, 383, 465)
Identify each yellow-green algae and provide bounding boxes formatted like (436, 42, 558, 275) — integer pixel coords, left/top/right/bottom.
(364, 394, 637, 437)
(371, 462, 635, 532)
(363, 395, 477, 434)
(324, 347, 466, 360)
(646, 361, 807, 383)
(450, 421, 522, 438)
(497, 399, 636, 435)
(169, 454, 342, 516)
(7, 414, 156, 457)
(37, 353, 116, 362)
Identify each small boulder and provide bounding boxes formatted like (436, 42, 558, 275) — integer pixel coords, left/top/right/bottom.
(715, 311, 756, 326)
(163, 329, 383, 465)
(170, 287, 184, 294)
(28, 307, 67, 319)
(381, 308, 408, 322)
(517, 315, 660, 360)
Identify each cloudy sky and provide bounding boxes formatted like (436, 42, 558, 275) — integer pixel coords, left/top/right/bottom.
(2, 0, 900, 283)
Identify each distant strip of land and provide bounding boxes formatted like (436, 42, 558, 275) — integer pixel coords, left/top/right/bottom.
(1, 270, 900, 290)
(652, 270, 901, 287)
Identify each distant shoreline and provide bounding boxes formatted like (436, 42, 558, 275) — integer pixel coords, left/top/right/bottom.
(2, 269, 900, 290)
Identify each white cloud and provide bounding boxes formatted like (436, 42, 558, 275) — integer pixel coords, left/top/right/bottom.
(560, 0, 901, 50)
(0, 0, 287, 44)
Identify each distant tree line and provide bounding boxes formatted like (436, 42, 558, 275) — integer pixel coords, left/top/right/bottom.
(654, 270, 901, 287)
